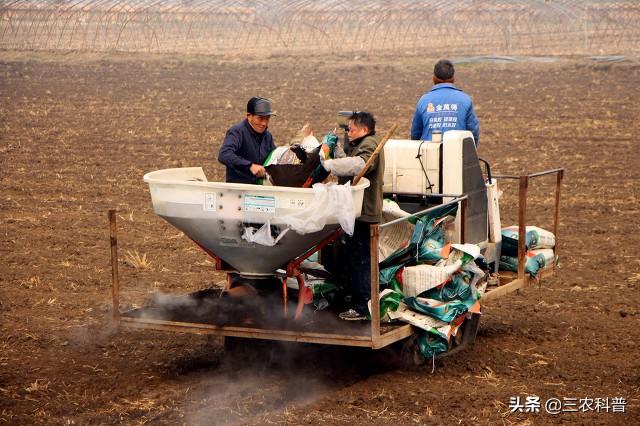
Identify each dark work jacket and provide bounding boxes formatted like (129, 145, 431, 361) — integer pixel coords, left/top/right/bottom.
(217, 119, 276, 184)
(339, 134, 384, 223)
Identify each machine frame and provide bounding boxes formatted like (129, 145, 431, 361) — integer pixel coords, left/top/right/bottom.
(109, 167, 563, 355)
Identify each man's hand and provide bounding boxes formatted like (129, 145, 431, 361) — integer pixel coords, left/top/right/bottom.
(249, 163, 267, 177)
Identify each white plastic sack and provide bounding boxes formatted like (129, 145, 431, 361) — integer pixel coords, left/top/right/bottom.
(290, 123, 320, 153)
(241, 220, 290, 246)
(280, 182, 356, 236)
(263, 146, 292, 167)
(300, 134, 320, 152)
(382, 198, 412, 219)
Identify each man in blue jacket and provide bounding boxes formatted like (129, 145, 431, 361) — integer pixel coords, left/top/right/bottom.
(218, 97, 277, 184)
(411, 59, 480, 145)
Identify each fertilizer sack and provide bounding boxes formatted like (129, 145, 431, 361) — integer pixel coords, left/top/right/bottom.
(378, 199, 414, 262)
(422, 271, 474, 302)
(403, 296, 471, 323)
(379, 203, 458, 270)
(367, 288, 404, 323)
(499, 248, 556, 277)
(501, 225, 555, 257)
(401, 262, 462, 298)
(416, 330, 450, 359)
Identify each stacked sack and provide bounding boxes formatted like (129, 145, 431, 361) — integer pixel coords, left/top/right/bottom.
(499, 226, 557, 277)
(373, 203, 487, 358)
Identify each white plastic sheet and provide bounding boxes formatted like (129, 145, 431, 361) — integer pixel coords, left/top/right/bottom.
(241, 182, 356, 246)
(281, 182, 356, 236)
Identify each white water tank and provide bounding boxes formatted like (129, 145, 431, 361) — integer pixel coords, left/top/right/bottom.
(382, 139, 440, 195)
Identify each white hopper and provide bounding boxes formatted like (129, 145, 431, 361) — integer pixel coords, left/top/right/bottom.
(144, 167, 369, 277)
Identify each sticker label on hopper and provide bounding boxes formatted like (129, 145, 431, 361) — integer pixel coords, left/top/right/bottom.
(243, 195, 276, 213)
(203, 193, 217, 211)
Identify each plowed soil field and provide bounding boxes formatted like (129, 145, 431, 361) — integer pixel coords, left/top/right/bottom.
(1, 52, 639, 424)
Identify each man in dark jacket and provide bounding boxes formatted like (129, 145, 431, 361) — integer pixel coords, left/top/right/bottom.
(321, 111, 384, 320)
(218, 97, 277, 184)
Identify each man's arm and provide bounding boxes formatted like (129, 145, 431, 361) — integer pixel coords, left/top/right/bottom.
(321, 138, 376, 176)
(217, 127, 252, 169)
(410, 102, 423, 140)
(467, 102, 480, 146)
(333, 142, 347, 159)
(321, 155, 365, 176)
(265, 132, 276, 155)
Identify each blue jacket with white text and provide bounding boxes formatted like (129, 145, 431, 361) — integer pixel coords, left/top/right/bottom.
(410, 83, 480, 145)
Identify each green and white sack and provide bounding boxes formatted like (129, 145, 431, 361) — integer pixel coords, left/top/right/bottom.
(501, 225, 555, 256)
(499, 248, 556, 277)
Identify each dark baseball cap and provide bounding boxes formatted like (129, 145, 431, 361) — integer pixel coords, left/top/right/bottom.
(247, 97, 276, 116)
